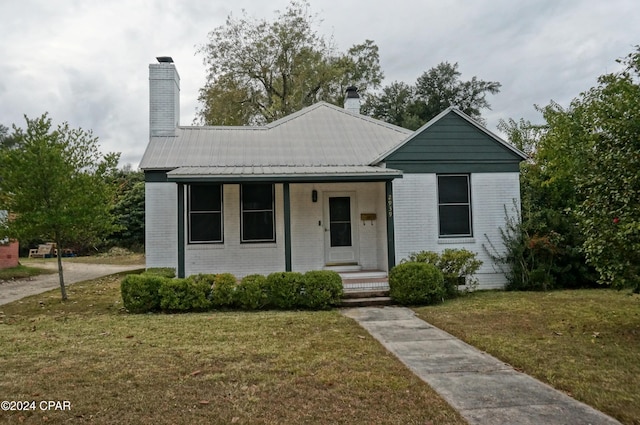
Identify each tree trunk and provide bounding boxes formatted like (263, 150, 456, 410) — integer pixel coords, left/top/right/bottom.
(55, 239, 67, 301)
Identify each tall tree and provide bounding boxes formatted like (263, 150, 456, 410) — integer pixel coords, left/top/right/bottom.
(107, 167, 145, 250)
(196, 0, 383, 125)
(569, 47, 640, 291)
(365, 62, 501, 129)
(0, 114, 119, 300)
(497, 47, 640, 292)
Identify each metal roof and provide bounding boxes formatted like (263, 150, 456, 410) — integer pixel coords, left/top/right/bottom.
(139, 102, 412, 171)
(166, 165, 402, 182)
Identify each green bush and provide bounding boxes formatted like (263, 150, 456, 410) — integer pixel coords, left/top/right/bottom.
(121, 274, 165, 313)
(236, 274, 268, 310)
(265, 272, 304, 309)
(211, 273, 237, 308)
(143, 267, 176, 279)
(159, 278, 211, 312)
(405, 249, 482, 297)
(300, 270, 343, 310)
(389, 262, 445, 305)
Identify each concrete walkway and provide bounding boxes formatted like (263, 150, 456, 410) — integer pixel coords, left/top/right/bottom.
(0, 261, 143, 306)
(342, 306, 621, 425)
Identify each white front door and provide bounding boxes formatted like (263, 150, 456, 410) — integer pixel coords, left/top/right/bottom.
(324, 192, 359, 265)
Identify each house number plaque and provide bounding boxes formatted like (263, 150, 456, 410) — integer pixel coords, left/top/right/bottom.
(387, 194, 393, 217)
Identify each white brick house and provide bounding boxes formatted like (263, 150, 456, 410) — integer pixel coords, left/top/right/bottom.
(140, 58, 526, 289)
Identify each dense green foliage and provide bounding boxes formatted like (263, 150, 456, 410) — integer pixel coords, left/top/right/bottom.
(300, 270, 344, 310)
(0, 113, 119, 300)
(107, 168, 145, 250)
(120, 274, 164, 313)
(265, 271, 305, 309)
(496, 47, 640, 292)
(121, 270, 344, 313)
(158, 278, 212, 312)
(363, 62, 501, 129)
(404, 249, 482, 296)
(196, 0, 383, 125)
(389, 262, 445, 305)
(236, 274, 269, 310)
(211, 273, 238, 308)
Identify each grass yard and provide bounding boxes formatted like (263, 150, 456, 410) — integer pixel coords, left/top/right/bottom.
(0, 265, 56, 281)
(414, 289, 640, 425)
(0, 275, 464, 425)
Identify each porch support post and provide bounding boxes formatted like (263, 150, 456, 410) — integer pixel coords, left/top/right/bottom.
(283, 183, 292, 271)
(385, 181, 396, 270)
(177, 183, 185, 278)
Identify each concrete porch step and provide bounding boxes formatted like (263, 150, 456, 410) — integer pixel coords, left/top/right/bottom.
(341, 296, 393, 307)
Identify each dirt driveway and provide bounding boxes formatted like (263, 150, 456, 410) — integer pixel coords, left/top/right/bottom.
(0, 260, 144, 306)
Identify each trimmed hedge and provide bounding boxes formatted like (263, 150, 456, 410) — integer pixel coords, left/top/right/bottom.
(236, 274, 268, 310)
(300, 270, 343, 310)
(389, 262, 445, 305)
(121, 274, 165, 313)
(211, 273, 237, 308)
(120, 269, 345, 313)
(158, 278, 211, 312)
(265, 272, 304, 309)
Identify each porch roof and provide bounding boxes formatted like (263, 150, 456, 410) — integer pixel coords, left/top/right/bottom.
(166, 165, 402, 183)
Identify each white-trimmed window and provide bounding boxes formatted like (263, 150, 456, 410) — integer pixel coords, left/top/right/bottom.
(437, 174, 472, 237)
(188, 184, 223, 243)
(241, 183, 275, 243)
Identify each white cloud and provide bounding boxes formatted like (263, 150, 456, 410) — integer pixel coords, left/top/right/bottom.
(1, 0, 638, 167)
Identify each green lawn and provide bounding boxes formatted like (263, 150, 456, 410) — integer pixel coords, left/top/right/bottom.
(414, 289, 640, 425)
(0, 274, 464, 425)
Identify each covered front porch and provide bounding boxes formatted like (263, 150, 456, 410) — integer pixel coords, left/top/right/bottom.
(167, 167, 400, 281)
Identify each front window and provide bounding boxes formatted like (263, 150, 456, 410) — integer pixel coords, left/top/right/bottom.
(188, 184, 223, 243)
(437, 175, 472, 237)
(241, 184, 275, 242)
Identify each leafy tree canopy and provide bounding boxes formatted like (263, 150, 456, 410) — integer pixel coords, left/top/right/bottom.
(363, 62, 501, 129)
(0, 113, 120, 299)
(196, 0, 383, 125)
(499, 47, 640, 292)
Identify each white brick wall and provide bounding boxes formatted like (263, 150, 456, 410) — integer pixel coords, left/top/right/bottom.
(393, 173, 520, 289)
(184, 184, 286, 278)
(289, 182, 386, 272)
(145, 182, 178, 269)
(149, 62, 180, 136)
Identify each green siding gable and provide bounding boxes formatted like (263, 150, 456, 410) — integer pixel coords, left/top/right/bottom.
(383, 111, 523, 173)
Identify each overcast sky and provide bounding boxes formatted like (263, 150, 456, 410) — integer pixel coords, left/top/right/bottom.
(1, 0, 638, 167)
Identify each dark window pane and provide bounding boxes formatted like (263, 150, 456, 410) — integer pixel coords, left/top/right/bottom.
(329, 197, 351, 221)
(242, 184, 273, 210)
(439, 205, 471, 236)
(190, 185, 221, 211)
(242, 211, 274, 241)
(190, 213, 222, 242)
(330, 222, 352, 247)
(438, 176, 469, 204)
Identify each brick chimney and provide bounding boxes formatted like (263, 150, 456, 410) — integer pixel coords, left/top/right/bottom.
(344, 86, 360, 114)
(149, 56, 180, 137)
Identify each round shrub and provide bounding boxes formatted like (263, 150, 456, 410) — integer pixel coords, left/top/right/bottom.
(300, 270, 343, 310)
(389, 262, 445, 305)
(265, 272, 304, 309)
(159, 278, 212, 312)
(211, 273, 237, 308)
(236, 274, 268, 310)
(121, 274, 165, 313)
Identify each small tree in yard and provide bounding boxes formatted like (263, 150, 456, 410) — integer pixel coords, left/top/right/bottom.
(0, 113, 119, 300)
